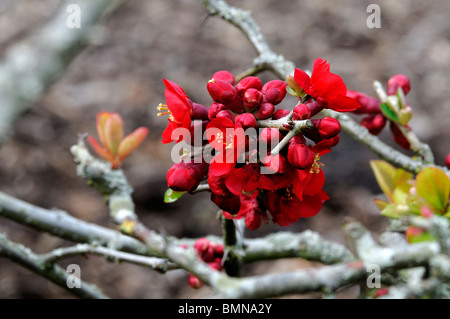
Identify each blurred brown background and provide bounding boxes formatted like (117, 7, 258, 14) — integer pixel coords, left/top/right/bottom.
(0, 0, 449, 298)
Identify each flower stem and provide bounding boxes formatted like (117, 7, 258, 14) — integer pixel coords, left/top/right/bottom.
(222, 217, 242, 277)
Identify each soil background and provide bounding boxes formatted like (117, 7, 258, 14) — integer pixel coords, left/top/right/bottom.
(0, 0, 449, 298)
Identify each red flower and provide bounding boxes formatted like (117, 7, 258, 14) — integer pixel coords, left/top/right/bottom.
(159, 79, 192, 144)
(223, 192, 267, 230)
(293, 58, 360, 112)
(206, 117, 246, 176)
(266, 184, 328, 227)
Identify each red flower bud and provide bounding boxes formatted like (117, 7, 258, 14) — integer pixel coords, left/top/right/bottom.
(211, 191, 241, 214)
(293, 103, 311, 120)
(216, 109, 235, 121)
(446, 153, 450, 170)
(261, 80, 287, 105)
(224, 95, 245, 114)
(190, 102, 209, 120)
(360, 113, 386, 135)
(254, 102, 275, 120)
(214, 244, 224, 256)
(287, 142, 315, 170)
(259, 128, 282, 146)
(347, 90, 381, 114)
(211, 70, 235, 85)
(305, 100, 324, 117)
(208, 261, 222, 271)
(207, 79, 238, 104)
(262, 154, 288, 174)
(387, 74, 411, 95)
(188, 274, 203, 289)
(201, 245, 216, 262)
(235, 76, 262, 96)
(243, 88, 263, 110)
(166, 161, 208, 192)
(272, 109, 290, 120)
(208, 102, 226, 120)
(390, 122, 410, 150)
(235, 113, 257, 130)
(312, 117, 341, 139)
(194, 237, 210, 255)
(312, 135, 340, 152)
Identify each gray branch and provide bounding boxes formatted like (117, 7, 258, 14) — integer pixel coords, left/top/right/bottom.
(0, 0, 121, 144)
(0, 234, 108, 299)
(39, 243, 177, 272)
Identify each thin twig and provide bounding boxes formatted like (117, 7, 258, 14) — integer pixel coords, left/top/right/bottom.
(40, 244, 178, 272)
(0, 234, 109, 299)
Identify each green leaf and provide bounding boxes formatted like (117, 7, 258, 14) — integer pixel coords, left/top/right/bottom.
(373, 198, 389, 211)
(380, 102, 399, 123)
(286, 86, 299, 97)
(392, 182, 411, 204)
(370, 160, 397, 202)
(381, 203, 410, 219)
(393, 168, 413, 187)
(408, 231, 436, 244)
(416, 167, 450, 212)
(164, 188, 186, 203)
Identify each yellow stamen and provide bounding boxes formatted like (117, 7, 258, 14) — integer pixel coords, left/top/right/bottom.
(157, 103, 169, 111)
(310, 153, 324, 174)
(157, 111, 171, 117)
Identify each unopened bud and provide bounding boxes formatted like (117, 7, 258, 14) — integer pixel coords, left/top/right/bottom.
(166, 161, 208, 192)
(208, 102, 226, 120)
(390, 122, 410, 150)
(188, 274, 203, 289)
(243, 88, 263, 110)
(360, 113, 386, 135)
(262, 154, 288, 174)
(235, 76, 262, 96)
(235, 113, 257, 130)
(313, 117, 341, 139)
(261, 80, 287, 105)
(215, 109, 235, 121)
(254, 102, 275, 120)
(347, 90, 381, 114)
(190, 102, 209, 120)
(272, 109, 290, 120)
(293, 103, 311, 120)
(287, 141, 315, 170)
(387, 74, 411, 96)
(194, 237, 210, 255)
(305, 100, 324, 117)
(211, 70, 235, 85)
(207, 79, 238, 104)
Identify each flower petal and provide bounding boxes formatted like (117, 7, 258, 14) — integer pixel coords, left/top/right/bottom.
(163, 79, 191, 123)
(326, 94, 360, 112)
(293, 68, 311, 94)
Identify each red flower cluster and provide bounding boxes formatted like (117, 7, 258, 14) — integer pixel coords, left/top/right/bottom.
(348, 74, 412, 150)
(160, 59, 358, 230)
(188, 238, 224, 289)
